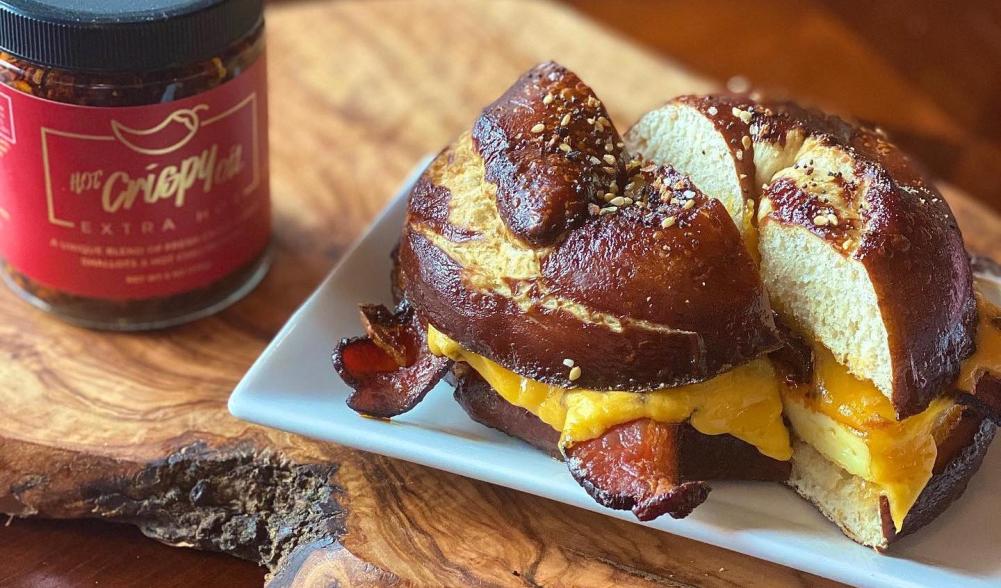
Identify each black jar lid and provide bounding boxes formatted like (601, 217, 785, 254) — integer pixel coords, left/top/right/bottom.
(0, 0, 264, 72)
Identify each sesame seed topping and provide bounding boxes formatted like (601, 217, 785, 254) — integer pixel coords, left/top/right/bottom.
(603, 154, 617, 165)
(531, 123, 545, 133)
(602, 166, 616, 174)
(682, 190, 696, 199)
(568, 366, 582, 381)
(559, 142, 571, 152)
(683, 199, 695, 210)
(586, 117, 595, 125)
(610, 196, 627, 206)
(661, 216, 676, 228)
(731, 107, 752, 124)
(739, 173, 748, 179)
(707, 106, 718, 116)
(813, 215, 829, 226)
(560, 113, 571, 127)
(735, 149, 744, 161)
(742, 135, 752, 150)
(589, 156, 602, 165)
(543, 93, 554, 105)
(827, 213, 839, 226)
(599, 206, 618, 216)
(563, 358, 575, 368)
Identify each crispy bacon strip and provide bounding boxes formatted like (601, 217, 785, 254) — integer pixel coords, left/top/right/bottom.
(768, 315, 814, 386)
(960, 370, 1001, 426)
(564, 420, 711, 521)
(333, 302, 451, 418)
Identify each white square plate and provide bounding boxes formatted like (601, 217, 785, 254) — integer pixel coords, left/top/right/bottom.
(230, 159, 1001, 588)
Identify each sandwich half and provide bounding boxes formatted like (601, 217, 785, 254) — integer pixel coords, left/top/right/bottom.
(334, 62, 794, 521)
(628, 95, 1001, 548)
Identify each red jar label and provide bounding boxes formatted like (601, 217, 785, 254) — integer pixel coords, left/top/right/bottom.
(0, 57, 270, 300)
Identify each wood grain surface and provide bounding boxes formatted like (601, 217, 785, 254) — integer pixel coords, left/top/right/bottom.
(1, 0, 999, 586)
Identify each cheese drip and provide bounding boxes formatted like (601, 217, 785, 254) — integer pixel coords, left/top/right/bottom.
(783, 295, 1001, 532)
(427, 326, 792, 461)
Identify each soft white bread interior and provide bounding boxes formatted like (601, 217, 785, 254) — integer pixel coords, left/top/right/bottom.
(757, 136, 894, 399)
(625, 97, 755, 236)
(788, 440, 889, 548)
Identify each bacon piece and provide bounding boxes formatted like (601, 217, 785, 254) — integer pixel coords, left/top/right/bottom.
(768, 315, 814, 386)
(333, 302, 451, 418)
(960, 370, 1001, 426)
(564, 420, 711, 521)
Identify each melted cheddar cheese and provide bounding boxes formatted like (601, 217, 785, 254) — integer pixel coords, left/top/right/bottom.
(427, 326, 792, 461)
(782, 295, 1001, 532)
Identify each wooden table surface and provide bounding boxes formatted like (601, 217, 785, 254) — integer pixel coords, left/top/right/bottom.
(2, 1, 1000, 586)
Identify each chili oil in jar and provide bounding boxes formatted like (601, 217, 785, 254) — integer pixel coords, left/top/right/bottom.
(0, 0, 271, 330)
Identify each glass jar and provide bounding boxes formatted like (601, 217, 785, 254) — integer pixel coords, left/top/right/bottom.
(0, 0, 270, 330)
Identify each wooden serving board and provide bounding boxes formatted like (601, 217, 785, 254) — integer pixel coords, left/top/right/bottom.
(1, 0, 999, 585)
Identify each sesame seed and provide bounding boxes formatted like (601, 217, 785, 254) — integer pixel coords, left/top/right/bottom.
(597, 116, 610, 127)
(604, 142, 614, 152)
(707, 106, 718, 116)
(735, 149, 744, 161)
(683, 199, 695, 210)
(732, 107, 752, 124)
(842, 238, 853, 249)
(589, 156, 602, 165)
(559, 142, 571, 152)
(742, 135, 752, 149)
(827, 214, 839, 226)
(602, 192, 615, 202)
(682, 190, 696, 199)
(586, 117, 595, 125)
(563, 358, 575, 368)
(813, 215, 829, 226)
(531, 123, 545, 133)
(610, 196, 627, 206)
(739, 173, 748, 179)
(569, 366, 582, 381)
(561, 113, 571, 127)
(661, 216, 676, 228)
(543, 93, 554, 105)
(603, 154, 617, 165)
(599, 206, 618, 215)
(602, 166, 616, 174)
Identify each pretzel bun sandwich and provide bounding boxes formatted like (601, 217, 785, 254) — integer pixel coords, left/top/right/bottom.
(334, 62, 1001, 547)
(629, 96, 1001, 548)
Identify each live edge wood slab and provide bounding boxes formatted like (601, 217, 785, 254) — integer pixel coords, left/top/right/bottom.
(1, 0, 998, 586)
